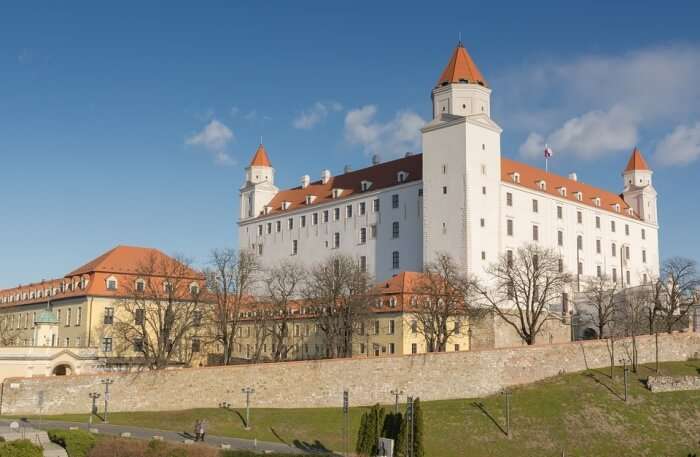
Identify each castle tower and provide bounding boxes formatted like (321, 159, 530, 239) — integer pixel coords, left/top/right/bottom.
(622, 147, 657, 225)
(240, 143, 278, 220)
(422, 42, 502, 277)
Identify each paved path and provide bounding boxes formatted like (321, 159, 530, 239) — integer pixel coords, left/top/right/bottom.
(0, 419, 322, 455)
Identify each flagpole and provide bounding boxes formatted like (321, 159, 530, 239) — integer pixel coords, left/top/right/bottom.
(545, 157, 548, 173)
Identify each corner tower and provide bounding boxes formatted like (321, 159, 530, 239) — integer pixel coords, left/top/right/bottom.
(422, 42, 502, 278)
(240, 143, 278, 220)
(622, 147, 657, 225)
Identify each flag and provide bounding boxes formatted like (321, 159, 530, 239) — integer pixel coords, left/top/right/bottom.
(544, 144, 553, 158)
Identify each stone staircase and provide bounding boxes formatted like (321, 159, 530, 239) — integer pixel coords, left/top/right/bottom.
(0, 424, 68, 457)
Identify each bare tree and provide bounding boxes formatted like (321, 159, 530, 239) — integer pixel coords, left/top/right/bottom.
(619, 285, 654, 373)
(113, 252, 203, 369)
(411, 253, 483, 352)
(304, 254, 371, 358)
(582, 275, 619, 339)
(652, 257, 700, 333)
(480, 244, 572, 345)
(0, 316, 20, 346)
(261, 260, 306, 361)
(204, 249, 258, 365)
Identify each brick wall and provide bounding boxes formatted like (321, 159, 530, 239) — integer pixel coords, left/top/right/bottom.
(1, 332, 698, 415)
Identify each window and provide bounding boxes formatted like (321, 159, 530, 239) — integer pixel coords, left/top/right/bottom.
(577, 211, 582, 224)
(66, 308, 72, 326)
(370, 224, 377, 239)
(346, 205, 353, 218)
(374, 320, 380, 335)
(442, 164, 447, 174)
(577, 235, 583, 250)
(106, 278, 117, 291)
(626, 270, 631, 286)
(532, 225, 539, 241)
(642, 228, 646, 240)
(578, 262, 583, 275)
(482, 186, 487, 195)
(532, 199, 538, 213)
(596, 216, 601, 229)
(597, 265, 602, 278)
(557, 206, 563, 219)
(611, 243, 617, 257)
(104, 307, 114, 325)
(481, 251, 486, 260)
(392, 251, 400, 269)
(323, 210, 329, 223)
(301, 215, 306, 227)
(411, 320, 418, 334)
(558, 258, 564, 273)
(135, 308, 145, 325)
(411, 343, 417, 354)
(625, 224, 630, 236)
(389, 320, 395, 335)
(359, 202, 366, 215)
(392, 221, 399, 239)
(596, 239, 602, 254)
(276, 220, 281, 232)
(506, 192, 513, 206)
(442, 186, 447, 194)
(392, 194, 399, 209)
(267, 222, 272, 234)
(612, 268, 618, 283)
(642, 250, 647, 263)
(334, 208, 340, 221)
(454, 344, 460, 352)
(625, 245, 630, 260)
(192, 338, 201, 353)
(480, 218, 485, 228)
(333, 232, 340, 248)
(134, 338, 144, 352)
(360, 256, 367, 272)
(312, 213, 318, 225)
(373, 199, 380, 212)
(193, 310, 202, 327)
(507, 219, 514, 236)
(257, 225, 263, 236)
(292, 239, 298, 255)
(102, 337, 113, 353)
(389, 343, 395, 354)
(258, 244, 263, 255)
(557, 231, 564, 246)
(76, 307, 82, 326)
(506, 250, 513, 268)
(611, 220, 616, 232)
(360, 227, 367, 244)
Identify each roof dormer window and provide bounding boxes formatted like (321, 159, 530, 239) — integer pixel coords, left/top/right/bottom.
(305, 195, 316, 205)
(613, 203, 621, 213)
(558, 187, 567, 197)
(106, 276, 118, 291)
(360, 180, 373, 192)
(593, 197, 601, 207)
(511, 172, 520, 183)
(281, 201, 291, 210)
(627, 208, 634, 216)
(537, 180, 547, 191)
(264, 206, 272, 215)
(397, 171, 408, 183)
(575, 191, 583, 201)
(332, 188, 343, 199)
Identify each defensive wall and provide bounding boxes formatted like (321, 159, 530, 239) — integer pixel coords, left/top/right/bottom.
(1, 332, 698, 415)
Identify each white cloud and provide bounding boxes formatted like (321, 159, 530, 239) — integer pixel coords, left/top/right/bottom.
(293, 101, 343, 129)
(185, 119, 235, 165)
(344, 105, 425, 157)
(501, 45, 700, 162)
(654, 122, 700, 166)
(518, 132, 545, 158)
(244, 110, 257, 120)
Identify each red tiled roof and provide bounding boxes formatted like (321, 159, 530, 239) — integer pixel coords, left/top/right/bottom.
(249, 144, 272, 167)
(260, 154, 422, 216)
(252, 153, 638, 220)
(624, 147, 650, 172)
(436, 43, 488, 88)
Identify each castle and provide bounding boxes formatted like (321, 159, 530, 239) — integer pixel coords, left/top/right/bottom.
(239, 43, 660, 287)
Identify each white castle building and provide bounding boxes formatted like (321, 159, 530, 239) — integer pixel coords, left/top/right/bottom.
(239, 43, 659, 288)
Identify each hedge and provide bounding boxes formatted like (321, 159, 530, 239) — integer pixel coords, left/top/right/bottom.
(47, 429, 97, 457)
(0, 439, 43, 457)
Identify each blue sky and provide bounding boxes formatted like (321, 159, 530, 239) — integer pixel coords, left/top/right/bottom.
(1, 1, 700, 287)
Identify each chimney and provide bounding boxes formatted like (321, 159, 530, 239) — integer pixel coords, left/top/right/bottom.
(321, 169, 331, 184)
(405, 152, 413, 157)
(301, 175, 310, 189)
(568, 173, 578, 182)
(343, 165, 352, 174)
(371, 154, 380, 165)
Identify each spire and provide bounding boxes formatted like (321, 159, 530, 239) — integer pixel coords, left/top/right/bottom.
(249, 143, 272, 167)
(436, 42, 488, 88)
(624, 147, 650, 172)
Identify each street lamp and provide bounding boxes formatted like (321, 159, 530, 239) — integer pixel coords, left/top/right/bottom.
(88, 392, 101, 427)
(241, 387, 255, 430)
(390, 389, 404, 414)
(501, 390, 512, 439)
(101, 378, 114, 423)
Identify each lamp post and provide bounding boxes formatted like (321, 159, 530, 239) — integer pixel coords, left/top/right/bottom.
(390, 389, 404, 414)
(101, 378, 114, 423)
(501, 390, 512, 439)
(241, 387, 255, 430)
(88, 393, 101, 427)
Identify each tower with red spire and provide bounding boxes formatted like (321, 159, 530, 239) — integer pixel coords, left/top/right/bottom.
(240, 143, 278, 220)
(622, 147, 657, 224)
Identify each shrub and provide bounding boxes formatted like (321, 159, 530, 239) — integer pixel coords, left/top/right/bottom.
(88, 437, 220, 457)
(0, 439, 43, 457)
(219, 452, 300, 457)
(48, 429, 96, 457)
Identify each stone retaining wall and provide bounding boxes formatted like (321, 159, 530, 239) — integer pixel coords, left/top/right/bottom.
(646, 375, 700, 392)
(1, 332, 698, 415)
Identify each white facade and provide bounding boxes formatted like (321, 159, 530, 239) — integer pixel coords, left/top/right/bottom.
(238, 44, 660, 289)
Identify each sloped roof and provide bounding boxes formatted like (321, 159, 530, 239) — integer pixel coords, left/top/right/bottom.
(624, 147, 650, 172)
(249, 144, 272, 167)
(436, 43, 488, 88)
(67, 245, 190, 276)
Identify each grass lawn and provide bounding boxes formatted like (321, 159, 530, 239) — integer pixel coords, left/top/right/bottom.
(9, 361, 700, 456)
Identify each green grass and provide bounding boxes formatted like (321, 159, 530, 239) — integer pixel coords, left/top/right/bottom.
(9, 361, 700, 457)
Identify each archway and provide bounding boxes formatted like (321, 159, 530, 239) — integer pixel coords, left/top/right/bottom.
(582, 328, 598, 340)
(52, 364, 73, 376)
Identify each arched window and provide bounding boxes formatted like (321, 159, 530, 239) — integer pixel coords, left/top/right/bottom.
(105, 276, 118, 291)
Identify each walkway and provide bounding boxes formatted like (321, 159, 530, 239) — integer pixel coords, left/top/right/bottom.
(0, 419, 314, 455)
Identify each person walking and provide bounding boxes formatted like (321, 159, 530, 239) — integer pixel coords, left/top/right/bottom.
(194, 419, 201, 442)
(199, 419, 207, 442)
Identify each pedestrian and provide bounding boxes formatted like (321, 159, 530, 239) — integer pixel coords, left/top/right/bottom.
(200, 419, 207, 442)
(194, 419, 201, 442)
